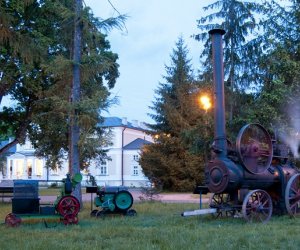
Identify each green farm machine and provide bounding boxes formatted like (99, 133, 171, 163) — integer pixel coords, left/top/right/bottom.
(86, 185, 137, 217)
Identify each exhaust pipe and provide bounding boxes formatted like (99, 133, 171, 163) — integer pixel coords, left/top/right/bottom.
(209, 29, 227, 159)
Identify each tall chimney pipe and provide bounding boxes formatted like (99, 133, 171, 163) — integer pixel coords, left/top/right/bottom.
(209, 29, 227, 159)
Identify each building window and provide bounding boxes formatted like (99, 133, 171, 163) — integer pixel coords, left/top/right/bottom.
(133, 166, 138, 176)
(35, 159, 43, 177)
(27, 159, 32, 179)
(133, 155, 139, 161)
(100, 162, 108, 175)
(16, 159, 24, 178)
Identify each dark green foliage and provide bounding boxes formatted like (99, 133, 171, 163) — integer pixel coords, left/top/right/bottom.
(140, 136, 205, 191)
(141, 37, 212, 191)
(0, 0, 126, 169)
(195, 0, 265, 90)
(141, 0, 300, 190)
(195, 0, 300, 150)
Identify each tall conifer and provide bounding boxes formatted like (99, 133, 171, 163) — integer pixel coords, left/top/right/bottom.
(141, 38, 207, 191)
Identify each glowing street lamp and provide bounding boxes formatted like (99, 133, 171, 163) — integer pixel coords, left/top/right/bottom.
(199, 95, 212, 112)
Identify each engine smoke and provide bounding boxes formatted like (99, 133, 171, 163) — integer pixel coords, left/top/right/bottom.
(279, 98, 300, 159)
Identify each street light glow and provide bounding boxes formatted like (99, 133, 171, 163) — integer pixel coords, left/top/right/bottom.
(199, 95, 212, 111)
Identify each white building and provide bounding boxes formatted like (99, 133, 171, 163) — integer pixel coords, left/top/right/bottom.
(2, 117, 153, 187)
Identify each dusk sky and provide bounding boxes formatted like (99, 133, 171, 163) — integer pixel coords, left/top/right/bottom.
(85, 0, 212, 124)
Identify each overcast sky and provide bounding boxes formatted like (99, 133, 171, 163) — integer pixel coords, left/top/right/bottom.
(85, 0, 211, 124)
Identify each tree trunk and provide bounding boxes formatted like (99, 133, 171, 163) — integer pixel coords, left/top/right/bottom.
(70, 0, 83, 205)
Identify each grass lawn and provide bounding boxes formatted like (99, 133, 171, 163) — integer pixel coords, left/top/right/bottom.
(0, 201, 299, 250)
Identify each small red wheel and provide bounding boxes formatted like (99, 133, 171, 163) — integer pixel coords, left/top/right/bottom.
(56, 195, 80, 217)
(62, 214, 78, 225)
(5, 213, 21, 227)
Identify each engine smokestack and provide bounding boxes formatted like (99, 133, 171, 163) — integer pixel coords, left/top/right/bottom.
(209, 29, 227, 159)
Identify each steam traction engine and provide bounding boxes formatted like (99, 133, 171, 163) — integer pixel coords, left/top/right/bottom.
(183, 29, 300, 222)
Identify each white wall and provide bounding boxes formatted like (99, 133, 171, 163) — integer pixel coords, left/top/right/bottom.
(3, 121, 153, 187)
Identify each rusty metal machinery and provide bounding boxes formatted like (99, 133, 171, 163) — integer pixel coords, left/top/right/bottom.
(183, 29, 300, 222)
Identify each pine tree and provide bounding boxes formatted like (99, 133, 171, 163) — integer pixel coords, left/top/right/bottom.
(141, 37, 209, 191)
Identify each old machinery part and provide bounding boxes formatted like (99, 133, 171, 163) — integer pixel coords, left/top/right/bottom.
(285, 173, 300, 217)
(56, 195, 80, 217)
(114, 190, 134, 211)
(209, 193, 236, 218)
(62, 214, 78, 225)
(126, 209, 137, 216)
(5, 213, 21, 227)
(205, 158, 242, 193)
(90, 209, 98, 217)
(236, 124, 273, 174)
(242, 189, 273, 223)
(95, 210, 106, 218)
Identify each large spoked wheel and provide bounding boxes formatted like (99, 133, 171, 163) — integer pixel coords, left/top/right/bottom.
(242, 189, 273, 223)
(285, 174, 300, 217)
(5, 213, 21, 227)
(114, 191, 133, 211)
(236, 123, 273, 174)
(56, 195, 80, 217)
(209, 193, 235, 218)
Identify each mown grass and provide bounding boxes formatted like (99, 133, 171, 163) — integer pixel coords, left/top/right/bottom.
(0, 201, 299, 250)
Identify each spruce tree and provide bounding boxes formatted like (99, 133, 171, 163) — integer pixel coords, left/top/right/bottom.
(141, 37, 209, 191)
(247, 0, 300, 135)
(194, 0, 265, 129)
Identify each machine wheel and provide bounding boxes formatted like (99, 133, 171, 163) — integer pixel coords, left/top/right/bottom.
(209, 193, 235, 218)
(114, 190, 133, 211)
(285, 173, 300, 217)
(236, 123, 273, 174)
(242, 189, 272, 223)
(56, 195, 80, 217)
(5, 213, 21, 227)
(62, 214, 78, 225)
(126, 209, 137, 216)
(95, 210, 106, 218)
(90, 209, 98, 217)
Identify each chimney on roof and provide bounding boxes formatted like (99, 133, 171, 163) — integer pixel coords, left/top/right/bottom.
(122, 117, 127, 125)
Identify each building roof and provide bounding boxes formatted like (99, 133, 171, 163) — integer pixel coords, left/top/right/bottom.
(123, 138, 152, 150)
(0, 140, 16, 154)
(101, 117, 150, 131)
